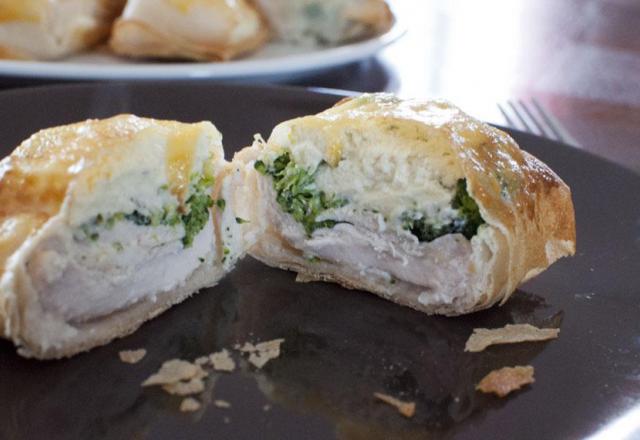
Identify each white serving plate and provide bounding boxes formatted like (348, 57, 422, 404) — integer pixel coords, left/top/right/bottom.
(0, 21, 405, 81)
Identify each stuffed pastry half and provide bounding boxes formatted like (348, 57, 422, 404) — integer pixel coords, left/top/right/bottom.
(234, 94, 576, 316)
(0, 115, 247, 359)
(109, 0, 268, 60)
(250, 0, 393, 46)
(0, 0, 125, 60)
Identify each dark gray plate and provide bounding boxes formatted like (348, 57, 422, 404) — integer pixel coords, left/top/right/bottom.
(0, 83, 638, 440)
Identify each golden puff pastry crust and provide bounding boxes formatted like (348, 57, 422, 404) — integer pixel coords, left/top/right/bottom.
(0, 115, 246, 359)
(234, 94, 576, 316)
(110, 0, 268, 61)
(250, 0, 393, 45)
(0, 0, 126, 60)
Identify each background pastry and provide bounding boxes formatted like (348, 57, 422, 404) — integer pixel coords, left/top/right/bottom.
(0, 115, 246, 359)
(233, 94, 576, 316)
(110, 0, 268, 60)
(251, 0, 392, 46)
(0, 0, 125, 60)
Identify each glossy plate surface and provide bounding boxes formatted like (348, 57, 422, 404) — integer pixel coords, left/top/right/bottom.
(0, 83, 638, 440)
(0, 22, 404, 81)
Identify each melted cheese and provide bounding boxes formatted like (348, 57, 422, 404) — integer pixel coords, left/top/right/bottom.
(165, 125, 201, 201)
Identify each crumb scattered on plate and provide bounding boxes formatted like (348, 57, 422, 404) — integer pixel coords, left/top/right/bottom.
(237, 339, 285, 369)
(374, 392, 416, 418)
(162, 377, 206, 396)
(224, 416, 231, 424)
(476, 366, 535, 397)
(210, 349, 236, 372)
(465, 324, 559, 352)
(180, 397, 201, 412)
(214, 399, 231, 408)
(263, 404, 271, 412)
(143, 341, 281, 410)
(142, 359, 207, 386)
(194, 356, 210, 366)
(119, 349, 146, 364)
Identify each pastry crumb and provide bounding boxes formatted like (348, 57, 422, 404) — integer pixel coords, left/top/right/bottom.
(263, 404, 271, 412)
(119, 349, 146, 364)
(374, 392, 416, 418)
(214, 399, 231, 408)
(476, 365, 535, 397)
(295, 273, 317, 283)
(180, 397, 201, 412)
(465, 324, 559, 352)
(235, 342, 255, 352)
(209, 349, 236, 372)
(237, 339, 285, 369)
(142, 359, 207, 386)
(162, 377, 205, 396)
(194, 356, 210, 366)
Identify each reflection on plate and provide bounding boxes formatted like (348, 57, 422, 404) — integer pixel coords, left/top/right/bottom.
(0, 21, 404, 81)
(0, 258, 563, 440)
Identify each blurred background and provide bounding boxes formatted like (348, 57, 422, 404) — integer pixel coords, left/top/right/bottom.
(291, 0, 640, 171)
(0, 0, 638, 170)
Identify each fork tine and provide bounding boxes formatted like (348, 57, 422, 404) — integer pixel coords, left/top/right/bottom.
(531, 99, 567, 144)
(508, 100, 536, 134)
(498, 99, 579, 145)
(497, 102, 518, 130)
(519, 100, 555, 140)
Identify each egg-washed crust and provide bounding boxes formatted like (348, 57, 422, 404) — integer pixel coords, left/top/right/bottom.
(343, 0, 394, 39)
(245, 95, 576, 315)
(110, 18, 268, 61)
(249, 0, 393, 44)
(0, 115, 223, 357)
(109, 3, 269, 61)
(0, 45, 27, 59)
(102, 0, 128, 18)
(0, 0, 125, 60)
(91, 0, 128, 40)
(86, 0, 128, 46)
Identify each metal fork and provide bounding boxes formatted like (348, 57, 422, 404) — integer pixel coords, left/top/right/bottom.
(497, 99, 580, 146)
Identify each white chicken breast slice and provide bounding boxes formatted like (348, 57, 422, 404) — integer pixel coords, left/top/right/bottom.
(29, 217, 214, 323)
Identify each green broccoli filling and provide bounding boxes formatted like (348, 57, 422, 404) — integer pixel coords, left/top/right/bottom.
(401, 179, 485, 242)
(77, 172, 216, 248)
(255, 152, 347, 236)
(181, 177, 215, 247)
(254, 153, 484, 242)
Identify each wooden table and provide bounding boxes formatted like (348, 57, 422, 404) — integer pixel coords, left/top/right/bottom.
(293, 0, 640, 173)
